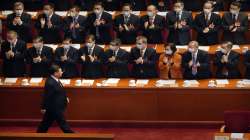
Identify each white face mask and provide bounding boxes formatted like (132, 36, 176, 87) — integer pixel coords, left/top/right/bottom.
(230, 9, 239, 15)
(165, 50, 173, 55)
(15, 10, 23, 16)
(94, 9, 101, 15)
(110, 45, 117, 51)
(203, 9, 212, 14)
(188, 48, 195, 53)
(86, 43, 94, 48)
(220, 48, 227, 54)
(123, 11, 130, 17)
(136, 44, 144, 50)
(64, 44, 70, 50)
(70, 12, 77, 17)
(43, 10, 50, 16)
(147, 11, 154, 17)
(34, 43, 43, 49)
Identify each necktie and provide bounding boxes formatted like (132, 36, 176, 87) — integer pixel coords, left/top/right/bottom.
(232, 14, 236, 23)
(176, 13, 180, 21)
(88, 47, 92, 55)
(124, 16, 129, 24)
(37, 48, 41, 56)
(140, 49, 144, 58)
(95, 15, 100, 39)
(205, 14, 209, 25)
(58, 80, 64, 87)
(192, 53, 197, 75)
(64, 48, 69, 56)
(72, 17, 77, 39)
(10, 43, 14, 51)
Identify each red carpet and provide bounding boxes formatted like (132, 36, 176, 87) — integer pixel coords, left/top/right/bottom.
(0, 126, 218, 140)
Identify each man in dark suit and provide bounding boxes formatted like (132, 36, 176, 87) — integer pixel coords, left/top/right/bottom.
(105, 38, 129, 78)
(1, 31, 27, 77)
(37, 65, 74, 133)
(54, 38, 79, 78)
(35, 3, 63, 44)
(63, 5, 87, 43)
(222, 1, 249, 45)
(114, 3, 140, 44)
(6, 2, 32, 42)
(140, 5, 165, 44)
(27, 36, 53, 77)
(86, 2, 112, 44)
(79, 35, 105, 78)
(194, 1, 221, 45)
(129, 36, 157, 78)
(166, 1, 193, 45)
(182, 41, 211, 79)
(214, 41, 241, 79)
(243, 49, 250, 79)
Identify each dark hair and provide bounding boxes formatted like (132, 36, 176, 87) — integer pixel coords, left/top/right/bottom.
(164, 43, 177, 54)
(94, 2, 104, 8)
(44, 2, 55, 9)
(33, 36, 43, 42)
(63, 37, 72, 43)
(85, 34, 95, 41)
(71, 5, 80, 12)
(49, 64, 61, 75)
(231, 1, 241, 8)
(14, 2, 24, 9)
(110, 38, 121, 46)
(122, 3, 132, 9)
(175, 0, 184, 6)
(221, 41, 233, 49)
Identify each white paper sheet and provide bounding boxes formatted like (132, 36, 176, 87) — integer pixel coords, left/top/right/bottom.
(71, 44, 81, 49)
(60, 79, 71, 85)
(156, 80, 176, 85)
(2, 10, 13, 16)
(199, 46, 210, 51)
(27, 12, 38, 17)
(4, 78, 17, 84)
(231, 133, 244, 139)
(30, 78, 43, 84)
(82, 80, 94, 86)
(79, 11, 88, 16)
(105, 78, 120, 84)
(97, 45, 105, 48)
(184, 80, 199, 85)
(44, 44, 58, 51)
(216, 79, 229, 85)
(232, 45, 240, 50)
(214, 136, 229, 140)
(136, 80, 149, 85)
(106, 11, 115, 15)
(176, 45, 188, 49)
(157, 12, 167, 17)
(55, 11, 67, 16)
(120, 46, 131, 52)
(132, 11, 140, 16)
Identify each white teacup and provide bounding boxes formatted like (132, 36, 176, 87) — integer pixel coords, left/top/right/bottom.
(75, 80, 82, 86)
(21, 79, 29, 85)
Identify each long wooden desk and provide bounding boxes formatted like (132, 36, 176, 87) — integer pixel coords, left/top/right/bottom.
(214, 133, 250, 140)
(0, 78, 250, 126)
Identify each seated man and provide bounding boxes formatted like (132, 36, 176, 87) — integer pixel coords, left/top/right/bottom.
(114, 3, 140, 44)
(35, 3, 63, 44)
(194, 1, 221, 45)
(158, 43, 182, 79)
(6, 2, 32, 42)
(166, 1, 193, 45)
(182, 41, 211, 79)
(140, 5, 165, 44)
(54, 38, 79, 78)
(129, 36, 157, 78)
(1, 30, 27, 77)
(214, 41, 241, 79)
(105, 38, 129, 78)
(222, 1, 248, 44)
(86, 2, 112, 44)
(27, 36, 53, 77)
(79, 35, 105, 78)
(63, 5, 87, 43)
(244, 50, 250, 79)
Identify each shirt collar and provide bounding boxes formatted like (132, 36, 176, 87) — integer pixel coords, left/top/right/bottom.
(51, 75, 59, 82)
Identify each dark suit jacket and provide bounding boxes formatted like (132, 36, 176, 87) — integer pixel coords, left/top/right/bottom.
(140, 15, 165, 44)
(222, 12, 249, 44)
(27, 46, 53, 77)
(194, 12, 221, 45)
(105, 48, 129, 78)
(86, 12, 112, 44)
(41, 76, 68, 112)
(55, 46, 79, 78)
(6, 12, 32, 42)
(35, 13, 63, 44)
(182, 49, 211, 79)
(166, 11, 193, 45)
(1, 40, 27, 77)
(114, 14, 140, 44)
(214, 50, 241, 79)
(244, 50, 250, 79)
(63, 15, 87, 43)
(129, 47, 158, 78)
(79, 45, 105, 78)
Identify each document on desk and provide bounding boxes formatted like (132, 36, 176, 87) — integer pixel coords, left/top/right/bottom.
(4, 78, 17, 84)
(199, 46, 210, 51)
(105, 78, 120, 84)
(156, 80, 176, 85)
(30, 78, 43, 84)
(136, 80, 149, 85)
(216, 79, 229, 85)
(60, 79, 71, 85)
(231, 133, 244, 139)
(176, 45, 188, 49)
(82, 80, 95, 86)
(183, 80, 199, 85)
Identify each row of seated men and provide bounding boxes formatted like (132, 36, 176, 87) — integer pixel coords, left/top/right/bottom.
(1, 0, 250, 11)
(2, 1, 250, 46)
(1, 30, 250, 79)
